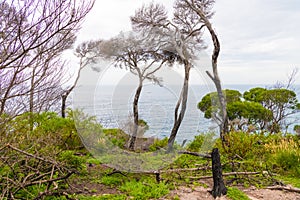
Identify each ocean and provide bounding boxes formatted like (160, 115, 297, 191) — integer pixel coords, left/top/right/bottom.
(72, 84, 300, 144)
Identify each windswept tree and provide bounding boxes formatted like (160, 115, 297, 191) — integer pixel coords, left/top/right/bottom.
(0, 0, 95, 117)
(83, 32, 169, 150)
(62, 41, 101, 118)
(131, 0, 224, 150)
(180, 0, 229, 140)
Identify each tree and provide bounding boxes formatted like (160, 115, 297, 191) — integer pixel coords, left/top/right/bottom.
(131, 0, 216, 150)
(198, 89, 241, 119)
(181, 0, 229, 141)
(198, 89, 271, 132)
(198, 87, 300, 133)
(83, 32, 168, 150)
(244, 87, 300, 133)
(62, 41, 101, 118)
(0, 0, 95, 117)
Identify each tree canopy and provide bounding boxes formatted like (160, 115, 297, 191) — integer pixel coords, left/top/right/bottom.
(198, 88, 300, 133)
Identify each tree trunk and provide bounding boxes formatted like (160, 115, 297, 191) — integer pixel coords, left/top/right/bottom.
(129, 81, 143, 150)
(186, 0, 229, 142)
(168, 61, 191, 151)
(205, 20, 228, 142)
(211, 148, 227, 198)
(61, 94, 68, 118)
(29, 67, 36, 131)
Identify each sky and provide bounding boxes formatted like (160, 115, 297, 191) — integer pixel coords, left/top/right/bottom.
(74, 0, 300, 85)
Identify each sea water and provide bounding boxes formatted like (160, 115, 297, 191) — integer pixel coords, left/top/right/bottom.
(72, 84, 300, 144)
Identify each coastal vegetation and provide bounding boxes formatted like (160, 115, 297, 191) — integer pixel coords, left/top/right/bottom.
(1, 0, 300, 199)
(1, 109, 300, 199)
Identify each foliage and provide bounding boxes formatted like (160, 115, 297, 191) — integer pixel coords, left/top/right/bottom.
(103, 128, 129, 149)
(119, 178, 169, 200)
(149, 137, 168, 151)
(0, 110, 93, 198)
(264, 137, 300, 176)
(187, 132, 216, 152)
(293, 125, 300, 135)
(74, 194, 127, 200)
(244, 87, 300, 132)
(226, 187, 250, 200)
(198, 87, 300, 133)
(216, 132, 264, 159)
(198, 89, 242, 119)
(277, 176, 300, 188)
(186, 134, 206, 152)
(100, 174, 126, 187)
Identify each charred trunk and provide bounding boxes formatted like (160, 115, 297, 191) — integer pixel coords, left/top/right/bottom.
(211, 148, 227, 198)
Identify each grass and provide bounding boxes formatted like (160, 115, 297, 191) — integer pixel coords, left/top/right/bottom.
(99, 175, 126, 187)
(119, 178, 169, 200)
(226, 187, 250, 200)
(276, 176, 300, 188)
(74, 194, 127, 200)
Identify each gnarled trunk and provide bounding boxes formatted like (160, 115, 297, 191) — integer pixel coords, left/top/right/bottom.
(168, 60, 191, 151)
(129, 81, 143, 150)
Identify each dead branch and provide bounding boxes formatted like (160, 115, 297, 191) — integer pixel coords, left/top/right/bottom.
(178, 150, 211, 158)
(265, 185, 300, 193)
(189, 171, 261, 180)
(0, 143, 76, 198)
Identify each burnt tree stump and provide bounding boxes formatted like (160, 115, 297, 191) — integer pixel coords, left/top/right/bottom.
(211, 148, 227, 198)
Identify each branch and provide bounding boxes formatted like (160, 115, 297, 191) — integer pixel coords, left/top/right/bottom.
(190, 171, 261, 179)
(265, 185, 300, 193)
(178, 150, 211, 158)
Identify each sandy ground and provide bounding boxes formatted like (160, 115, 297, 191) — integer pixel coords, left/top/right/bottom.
(166, 185, 300, 200)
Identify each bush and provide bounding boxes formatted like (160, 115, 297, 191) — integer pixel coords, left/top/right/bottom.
(120, 178, 169, 200)
(216, 131, 265, 160)
(0, 110, 101, 198)
(226, 187, 250, 200)
(100, 175, 125, 187)
(265, 137, 300, 176)
(149, 137, 168, 151)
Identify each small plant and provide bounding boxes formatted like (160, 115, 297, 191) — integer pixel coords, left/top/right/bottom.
(149, 137, 168, 151)
(265, 137, 300, 176)
(100, 175, 125, 187)
(226, 187, 250, 200)
(74, 194, 127, 200)
(120, 178, 169, 200)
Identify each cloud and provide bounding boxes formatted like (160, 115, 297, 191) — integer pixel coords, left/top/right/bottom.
(74, 0, 300, 84)
(210, 0, 300, 84)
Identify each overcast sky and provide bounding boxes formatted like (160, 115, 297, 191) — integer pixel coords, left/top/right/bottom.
(74, 0, 300, 85)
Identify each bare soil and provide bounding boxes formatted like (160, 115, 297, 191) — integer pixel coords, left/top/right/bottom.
(166, 185, 300, 200)
(68, 164, 300, 199)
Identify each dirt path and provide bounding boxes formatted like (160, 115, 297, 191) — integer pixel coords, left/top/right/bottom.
(167, 186, 300, 200)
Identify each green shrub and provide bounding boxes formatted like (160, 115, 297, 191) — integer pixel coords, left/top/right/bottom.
(103, 129, 129, 149)
(226, 187, 250, 200)
(120, 178, 169, 200)
(265, 137, 300, 176)
(187, 132, 216, 152)
(149, 137, 168, 151)
(0, 110, 102, 199)
(100, 175, 125, 187)
(216, 131, 265, 159)
(58, 150, 87, 172)
(75, 194, 127, 200)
